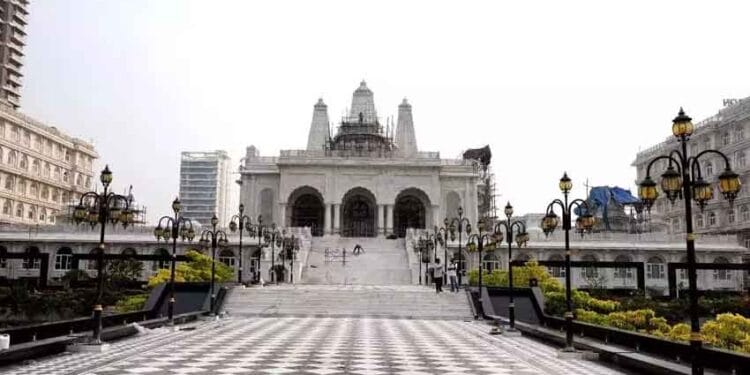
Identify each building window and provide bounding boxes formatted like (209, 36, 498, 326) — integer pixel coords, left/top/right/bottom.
(87, 249, 99, 270)
(23, 130, 30, 146)
(679, 256, 688, 279)
(39, 208, 46, 221)
(27, 206, 35, 220)
(723, 132, 731, 145)
(7, 150, 16, 166)
(153, 249, 170, 271)
(54, 166, 60, 180)
(64, 149, 70, 162)
(44, 163, 50, 177)
(713, 257, 731, 281)
(19, 155, 27, 169)
(735, 127, 745, 142)
(219, 249, 235, 268)
(613, 255, 633, 279)
(646, 256, 665, 279)
(11, 126, 18, 141)
(708, 211, 717, 226)
(55, 248, 73, 270)
(729, 208, 736, 224)
(4, 175, 13, 190)
(32, 159, 39, 175)
(696, 214, 704, 228)
(705, 161, 713, 176)
(742, 205, 750, 222)
(580, 254, 598, 279)
(62, 171, 69, 183)
(482, 253, 500, 273)
(41, 186, 49, 200)
(548, 254, 565, 277)
(22, 247, 41, 269)
(76, 174, 83, 187)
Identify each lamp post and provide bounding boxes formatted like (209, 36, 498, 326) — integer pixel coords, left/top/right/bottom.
(420, 232, 438, 284)
(248, 215, 268, 283)
(447, 206, 472, 287)
(413, 237, 426, 285)
(71, 165, 135, 345)
(541, 172, 595, 353)
(197, 215, 228, 313)
(637, 108, 741, 375)
(264, 224, 282, 283)
(494, 202, 529, 332)
(466, 219, 491, 302)
(153, 197, 194, 326)
(229, 204, 252, 284)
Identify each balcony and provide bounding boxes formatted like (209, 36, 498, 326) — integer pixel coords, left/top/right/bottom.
(11, 31, 25, 45)
(4, 84, 21, 95)
(7, 73, 22, 86)
(8, 52, 23, 65)
(12, 10, 27, 25)
(5, 62, 22, 75)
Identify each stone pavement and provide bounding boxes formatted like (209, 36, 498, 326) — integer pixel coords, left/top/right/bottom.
(4, 317, 627, 375)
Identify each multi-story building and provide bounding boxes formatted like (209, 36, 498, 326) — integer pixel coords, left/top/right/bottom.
(633, 97, 750, 247)
(179, 150, 232, 227)
(0, 0, 28, 109)
(0, 106, 98, 226)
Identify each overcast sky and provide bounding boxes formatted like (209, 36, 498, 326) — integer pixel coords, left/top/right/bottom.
(20, 0, 750, 223)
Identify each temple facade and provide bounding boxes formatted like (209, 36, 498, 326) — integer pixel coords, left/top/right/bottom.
(238, 81, 480, 238)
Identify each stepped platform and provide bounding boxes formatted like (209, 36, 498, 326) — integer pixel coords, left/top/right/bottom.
(301, 236, 412, 285)
(224, 284, 473, 320)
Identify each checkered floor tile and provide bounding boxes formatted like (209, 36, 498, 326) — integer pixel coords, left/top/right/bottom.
(3, 317, 626, 374)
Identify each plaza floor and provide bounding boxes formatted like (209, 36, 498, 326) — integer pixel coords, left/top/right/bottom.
(4, 317, 627, 375)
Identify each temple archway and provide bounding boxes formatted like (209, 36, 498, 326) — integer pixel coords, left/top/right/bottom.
(342, 187, 376, 237)
(288, 186, 324, 236)
(394, 188, 430, 237)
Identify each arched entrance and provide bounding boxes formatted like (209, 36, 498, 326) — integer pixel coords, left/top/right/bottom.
(394, 188, 429, 238)
(288, 186, 325, 236)
(342, 187, 376, 237)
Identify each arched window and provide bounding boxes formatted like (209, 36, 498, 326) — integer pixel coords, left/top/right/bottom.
(30, 182, 38, 197)
(41, 186, 49, 200)
(614, 255, 633, 279)
(76, 174, 83, 186)
(85, 176, 91, 188)
(646, 256, 665, 279)
(11, 126, 18, 141)
(31, 159, 39, 175)
(547, 254, 565, 277)
(705, 161, 713, 177)
(4, 175, 13, 190)
(7, 150, 16, 166)
(729, 208, 736, 224)
(23, 130, 30, 146)
(62, 171, 69, 183)
(121, 248, 137, 257)
(696, 214, 704, 228)
(580, 254, 598, 278)
(514, 253, 532, 263)
(27, 205, 35, 220)
(22, 247, 41, 269)
(15, 202, 23, 217)
(742, 205, 750, 222)
(55, 247, 73, 270)
(482, 252, 500, 273)
(735, 127, 745, 142)
(723, 132, 731, 145)
(219, 249, 235, 267)
(19, 155, 27, 169)
(2, 200, 10, 215)
(736, 151, 746, 167)
(708, 212, 717, 226)
(713, 256, 731, 281)
(153, 248, 170, 271)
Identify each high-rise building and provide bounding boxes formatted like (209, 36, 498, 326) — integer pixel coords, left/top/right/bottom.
(0, 106, 98, 226)
(633, 96, 750, 247)
(179, 150, 232, 227)
(0, 0, 28, 109)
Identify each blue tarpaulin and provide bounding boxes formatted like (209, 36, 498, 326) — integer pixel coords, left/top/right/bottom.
(574, 186, 640, 230)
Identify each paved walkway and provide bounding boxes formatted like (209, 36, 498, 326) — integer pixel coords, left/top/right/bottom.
(5, 317, 627, 375)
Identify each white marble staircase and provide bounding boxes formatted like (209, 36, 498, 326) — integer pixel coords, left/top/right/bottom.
(300, 237, 412, 285)
(224, 284, 473, 320)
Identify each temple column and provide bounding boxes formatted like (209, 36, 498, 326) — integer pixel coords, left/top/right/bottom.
(278, 203, 287, 227)
(377, 204, 385, 236)
(324, 203, 332, 235)
(432, 204, 440, 229)
(333, 204, 340, 235)
(385, 204, 393, 236)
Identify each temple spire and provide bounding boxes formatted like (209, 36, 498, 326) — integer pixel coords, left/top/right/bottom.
(349, 80, 377, 123)
(307, 98, 330, 150)
(395, 98, 417, 157)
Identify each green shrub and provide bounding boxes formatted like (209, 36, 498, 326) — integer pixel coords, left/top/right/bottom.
(114, 294, 148, 313)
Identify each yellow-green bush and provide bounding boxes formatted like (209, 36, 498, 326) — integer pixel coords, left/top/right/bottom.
(148, 250, 233, 288)
(114, 294, 148, 313)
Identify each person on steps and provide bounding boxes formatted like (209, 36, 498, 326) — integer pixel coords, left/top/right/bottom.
(448, 259, 459, 293)
(353, 243, 364, 255)
(432, 258, 444, 293)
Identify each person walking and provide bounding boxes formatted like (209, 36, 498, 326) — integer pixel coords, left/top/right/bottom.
(432, 258, 444, 293)
(353, 243, 364, 255)
(447, 259, 459, 293)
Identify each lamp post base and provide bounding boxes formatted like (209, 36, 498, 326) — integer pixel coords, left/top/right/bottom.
(68, 342, 111, 353)
(503, 328, 522, 337)
(557, 347, 583, 360)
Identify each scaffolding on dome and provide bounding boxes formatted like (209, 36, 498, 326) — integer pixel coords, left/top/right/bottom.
(324, 108, 396, 157)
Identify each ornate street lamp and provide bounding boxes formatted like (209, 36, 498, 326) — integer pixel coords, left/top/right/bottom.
(247, 215, 270, 283)
(434, 225, 449, 284)
(71, 165, 135, 345)
(494, 202, 528, 332)
(638, 108, 741, 375)
(467, 218, 492, 302)
(447, 206, 472, 287)
(281, 233, 300, 283)
(154, 197, 194, 326)
(542, 172, 594, 354)
(197, 214, 229, 313)
(229, 204, 252, 284)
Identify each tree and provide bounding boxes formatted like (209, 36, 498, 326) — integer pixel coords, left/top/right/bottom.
(107, 258, 144, 282)
(148, 250, 233, 288)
